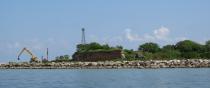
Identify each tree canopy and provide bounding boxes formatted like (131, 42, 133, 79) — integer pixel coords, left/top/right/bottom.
(138, 42, 160, 53)
(206, 40, 210, 51)
(175, 40, 202, 52)
(76, 42, 121, 53)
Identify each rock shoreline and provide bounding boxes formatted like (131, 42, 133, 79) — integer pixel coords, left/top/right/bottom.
(0, 59, 210, 69)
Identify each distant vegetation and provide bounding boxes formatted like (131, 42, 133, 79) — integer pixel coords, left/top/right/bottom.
(52, 55, 71, 62)
(75, 42, 121, 53)
(53, 40, 210, 62)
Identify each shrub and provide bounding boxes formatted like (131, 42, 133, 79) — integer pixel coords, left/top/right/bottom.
(181, 52, 200, 59)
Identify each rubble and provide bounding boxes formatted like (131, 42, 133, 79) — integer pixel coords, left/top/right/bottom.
(0, 59, 210, 69)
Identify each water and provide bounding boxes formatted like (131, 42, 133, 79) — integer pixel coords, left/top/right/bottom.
(0, 68, 210, 88)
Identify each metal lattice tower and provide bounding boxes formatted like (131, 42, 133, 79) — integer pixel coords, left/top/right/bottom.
(81, 28, 86, 44)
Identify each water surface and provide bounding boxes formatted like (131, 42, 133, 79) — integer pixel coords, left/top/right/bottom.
(0, 68, 210, 88)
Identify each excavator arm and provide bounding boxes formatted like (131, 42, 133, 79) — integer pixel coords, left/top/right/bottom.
(18, 48, 25, 60)
(17, 47, 38, 62)
(18, 48, 28, 60)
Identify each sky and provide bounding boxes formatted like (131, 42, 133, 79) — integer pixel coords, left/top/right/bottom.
(0, 0, 210, 62)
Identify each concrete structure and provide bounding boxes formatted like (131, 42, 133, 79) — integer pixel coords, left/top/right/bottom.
(72, 50, 122, 61)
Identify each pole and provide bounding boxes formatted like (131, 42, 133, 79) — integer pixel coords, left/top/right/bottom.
(47, 48, 48, 60)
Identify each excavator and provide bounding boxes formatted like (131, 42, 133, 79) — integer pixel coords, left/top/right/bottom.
(17, 47, 39, 62)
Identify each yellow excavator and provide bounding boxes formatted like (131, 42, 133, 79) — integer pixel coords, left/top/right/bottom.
(17, 47, 39, 62)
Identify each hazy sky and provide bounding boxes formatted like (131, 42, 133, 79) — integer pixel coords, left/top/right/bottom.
(0, 0, 210, 62)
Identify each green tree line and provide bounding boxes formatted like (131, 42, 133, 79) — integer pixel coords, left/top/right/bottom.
(53, 40, 210, 62)
(139, 40, 210, 60)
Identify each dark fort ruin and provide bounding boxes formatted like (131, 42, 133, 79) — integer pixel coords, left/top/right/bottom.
(72, 43, 123, 61)
(72, 50, 122, 61)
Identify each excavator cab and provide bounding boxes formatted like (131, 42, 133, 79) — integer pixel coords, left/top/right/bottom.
(30, 57, 39, 63)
